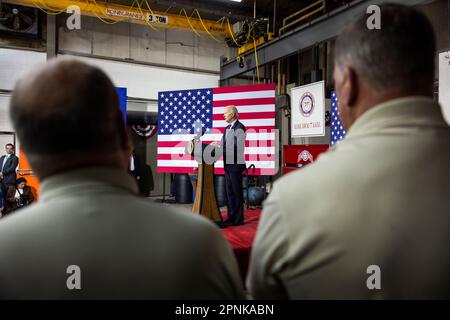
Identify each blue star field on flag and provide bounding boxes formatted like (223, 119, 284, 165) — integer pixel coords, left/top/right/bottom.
(158, 88, 214, 135)
(330, 91, 346, 146)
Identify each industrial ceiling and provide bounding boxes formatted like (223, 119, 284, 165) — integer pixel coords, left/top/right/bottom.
(110, 0, 348, 24)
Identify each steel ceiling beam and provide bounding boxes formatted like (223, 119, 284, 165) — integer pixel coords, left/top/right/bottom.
(220, 0, 432, 81)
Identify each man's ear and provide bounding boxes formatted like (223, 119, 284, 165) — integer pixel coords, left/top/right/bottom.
(116, 111, 132, 161)
(341, 67, 358, 108)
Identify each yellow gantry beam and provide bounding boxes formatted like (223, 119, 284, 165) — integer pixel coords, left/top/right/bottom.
(4, 0, 229, 37)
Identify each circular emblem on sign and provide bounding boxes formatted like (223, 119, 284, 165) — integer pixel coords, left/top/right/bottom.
(299, 92, 315, 117)
(298, 150, 314, 163)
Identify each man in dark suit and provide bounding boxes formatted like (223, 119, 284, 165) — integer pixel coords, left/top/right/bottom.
(128, 149, 141, 181)
(0, 144, 19, 201)
(213, 106, 246, 226)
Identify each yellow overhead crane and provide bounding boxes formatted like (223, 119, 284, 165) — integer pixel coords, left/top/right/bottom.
(3, 0, 229, 37)
(3, 0, 273, 82)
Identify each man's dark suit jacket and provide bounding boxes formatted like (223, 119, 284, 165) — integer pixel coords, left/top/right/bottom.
(0, 154, 19, 187)
(220, 119, 247, 225)
(221, 120, 246, 170)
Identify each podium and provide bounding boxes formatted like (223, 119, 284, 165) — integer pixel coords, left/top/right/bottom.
(187, 138, 223, 223)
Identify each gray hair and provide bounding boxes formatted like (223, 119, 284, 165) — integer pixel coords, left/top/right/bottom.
(334, 4, 436, 93)
(227, 105, 238, 117)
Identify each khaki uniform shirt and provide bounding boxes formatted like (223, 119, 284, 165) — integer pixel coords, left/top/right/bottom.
(247, 97, 450, 299)
(0, 167, 244, 299)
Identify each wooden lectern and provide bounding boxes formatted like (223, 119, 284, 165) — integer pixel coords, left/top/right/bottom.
(187, 138, 223, 223)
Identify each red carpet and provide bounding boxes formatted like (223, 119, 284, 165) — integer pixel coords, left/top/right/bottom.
(220, 209, 261, 282)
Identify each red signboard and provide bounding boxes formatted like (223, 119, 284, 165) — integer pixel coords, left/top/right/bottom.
(283, 145, 329, 175)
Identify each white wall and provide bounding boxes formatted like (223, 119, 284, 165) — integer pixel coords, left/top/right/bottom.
(439, 51, 450, 125)
(61, 54, 219, 100)
(0, 94, 12, 132)
(0, 48, 46, 91)
(58, 16, 232, 73)
(0, 47, 220, 101)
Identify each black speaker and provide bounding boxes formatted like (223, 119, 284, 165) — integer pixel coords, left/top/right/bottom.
(174, 174, 193, 204)
(214, 175, 227, 207)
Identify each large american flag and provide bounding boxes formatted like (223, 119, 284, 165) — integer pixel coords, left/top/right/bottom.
(330, 91, 346, 146)
(157, 83, 277, 176)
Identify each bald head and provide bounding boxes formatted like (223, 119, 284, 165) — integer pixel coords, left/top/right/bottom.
(10, 59, 130, 178)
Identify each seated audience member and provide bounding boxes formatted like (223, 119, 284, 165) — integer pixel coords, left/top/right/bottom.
(0, 59, 244, 299)
(247, 4, 450, 299)
(2, 178, 34, 216)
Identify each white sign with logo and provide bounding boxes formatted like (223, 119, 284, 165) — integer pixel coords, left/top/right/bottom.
(290, 81, 325, 137)
(439, 51, 450, 125)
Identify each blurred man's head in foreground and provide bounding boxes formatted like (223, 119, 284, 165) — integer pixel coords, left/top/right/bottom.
(334, 4, 436, 130)
(10, 59, 131, 179)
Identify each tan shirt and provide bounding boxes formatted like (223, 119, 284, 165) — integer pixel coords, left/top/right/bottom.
(247, 97, 450, 299)
(0, 167, 244, 299)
